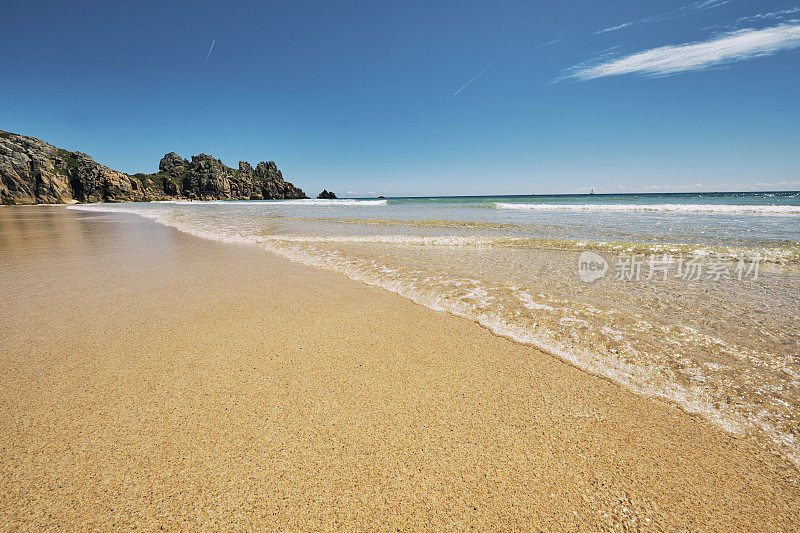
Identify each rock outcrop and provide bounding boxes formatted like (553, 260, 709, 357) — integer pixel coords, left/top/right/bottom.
(0, 130, 307, 204)
(317, 189, 337, 199)
(149, 153, 306, 201)
(0, 130, 163, 204)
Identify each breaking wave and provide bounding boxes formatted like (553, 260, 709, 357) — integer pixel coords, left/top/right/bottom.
(273, 198, 388, 206)
(493, 202, 800, 214)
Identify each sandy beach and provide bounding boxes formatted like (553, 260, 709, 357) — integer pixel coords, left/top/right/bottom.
(0, 206, 798, 530)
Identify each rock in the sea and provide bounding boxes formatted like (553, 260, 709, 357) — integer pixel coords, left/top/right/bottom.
(317, 189, 337, 199)
(0, 130, 308, 204)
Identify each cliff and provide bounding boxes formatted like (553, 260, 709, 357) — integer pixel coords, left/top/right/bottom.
(0, 130, 307, 204)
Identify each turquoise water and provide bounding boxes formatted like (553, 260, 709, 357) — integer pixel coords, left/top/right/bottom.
(148, 192, 800, 247)
(70, 191, 800, 466)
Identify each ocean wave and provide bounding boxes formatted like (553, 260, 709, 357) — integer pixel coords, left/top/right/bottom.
(148, 198, 389, 206)
(64, 204, 800, 264)
(265, 234, 495, 246)
(294, 217, 520, 229)
(273, 199, 387, 206)
(493, 202, 800, 214)
(260, 235, 798, 263)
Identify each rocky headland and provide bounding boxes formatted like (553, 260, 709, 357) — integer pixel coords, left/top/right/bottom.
(0, 130, 307, 204)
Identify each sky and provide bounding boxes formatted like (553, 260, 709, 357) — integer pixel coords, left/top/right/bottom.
(2, 0, 799, 196)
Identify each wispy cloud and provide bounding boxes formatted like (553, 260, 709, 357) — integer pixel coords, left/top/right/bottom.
(752, 6, 800, 20)
(596, 17, 659, 35)
(595, 0, 734, 34)
(689, 0, 732, 10)
(725, 6, 800, 26)
(203, 40, 216, 64)
(563, 23, 800, 81)
(596, 22, 636, 34)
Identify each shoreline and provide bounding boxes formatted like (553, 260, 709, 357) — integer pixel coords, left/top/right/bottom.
(1, 206, 798, 529)
(67, 200, 800, 465)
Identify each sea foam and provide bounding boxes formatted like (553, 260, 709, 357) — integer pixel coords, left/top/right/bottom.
(494, 202, 800, 214)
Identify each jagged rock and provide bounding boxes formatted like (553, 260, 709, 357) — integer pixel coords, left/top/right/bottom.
(239, 161, 253, 175)
(0, 130, 309, 204)
(163, 178, 181, 196)
(159, 152, 186, 172)
(167, 155, 306, 200)
(0, 131, 161, 204)
(317, 189, 337, 199)
(251, 160, 305, 199)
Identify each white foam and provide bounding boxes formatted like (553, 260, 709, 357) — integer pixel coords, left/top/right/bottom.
(263, 234, 493, 246)
(140, 198, 389, 207)
(272, 199, 387, 206)
(515, 290, 554, 310)
(494, 202, 800, 214)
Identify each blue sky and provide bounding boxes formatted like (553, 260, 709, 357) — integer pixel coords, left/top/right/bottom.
(2, 0, 799, 196)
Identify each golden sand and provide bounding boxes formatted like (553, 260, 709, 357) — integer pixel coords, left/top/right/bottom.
(0, 206, 798, 530)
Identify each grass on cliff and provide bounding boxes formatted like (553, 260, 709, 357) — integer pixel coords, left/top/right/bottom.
(131, 171, 184, 190)
(53, 149, 79, 176)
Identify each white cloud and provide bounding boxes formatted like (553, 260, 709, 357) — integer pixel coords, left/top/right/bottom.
(595, 17, 658, 35)
(565, 23, 800, 80)
(733, 6, 800, 24)
(595, 0, 733, 34)
(689, 0, 731, 10)
(703, 7, 800, 31)
(596, 22, 636, 34)
(753, 180, 800, 187)
(641, 183, 704, 190)
(754, 6, 800, 18)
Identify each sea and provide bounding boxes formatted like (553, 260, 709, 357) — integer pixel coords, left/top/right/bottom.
(70, 191, 800, 465)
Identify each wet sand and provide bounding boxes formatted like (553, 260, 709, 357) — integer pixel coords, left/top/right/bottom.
(0, 206, 798, 530)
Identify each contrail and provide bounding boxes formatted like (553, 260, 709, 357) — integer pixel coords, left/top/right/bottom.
(203, 40, 216, 64)
(453, 57, 503, 96)
(453, 29, 553, 95)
